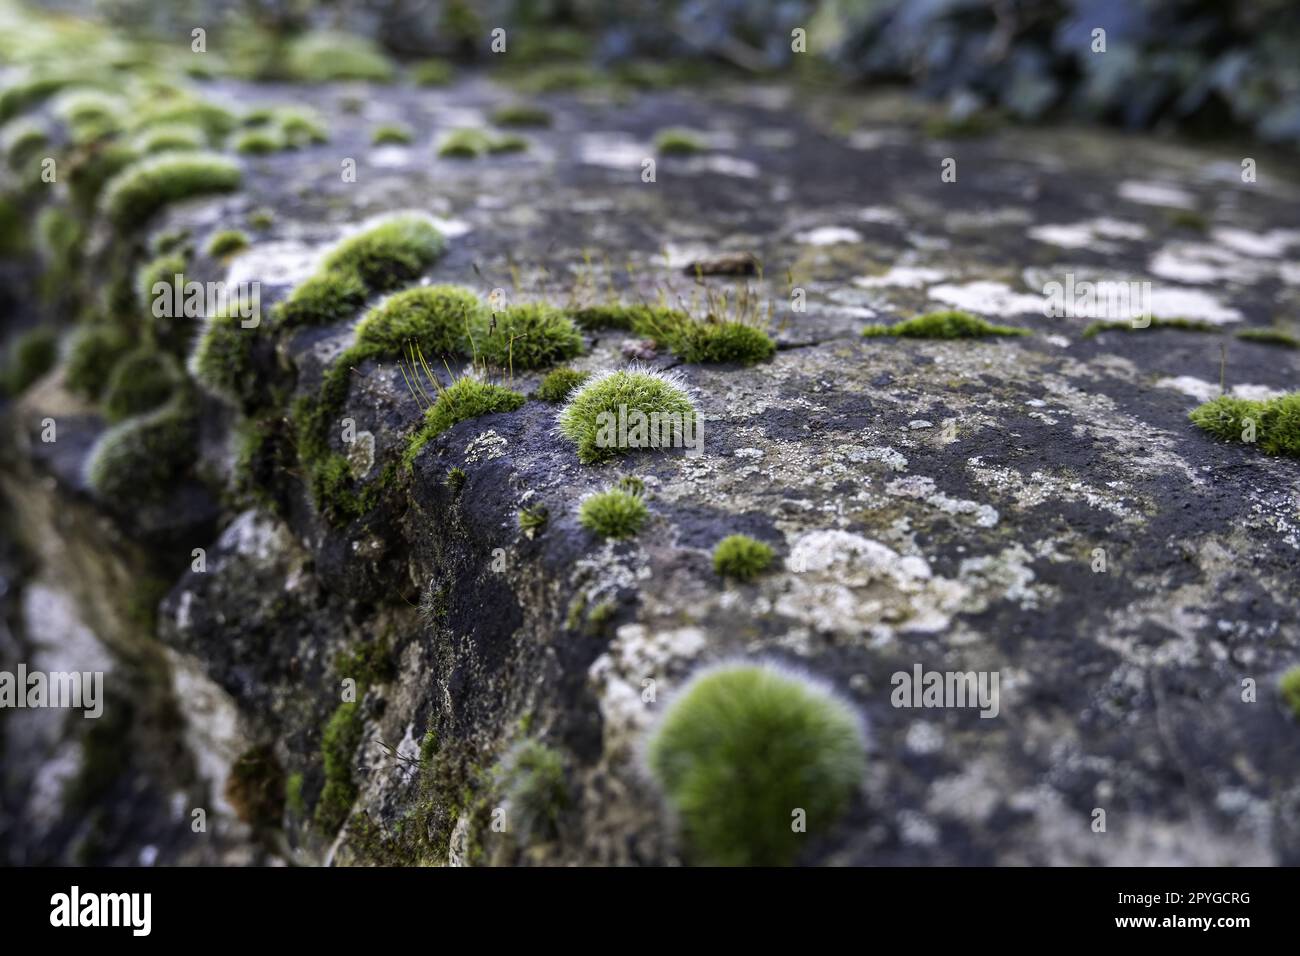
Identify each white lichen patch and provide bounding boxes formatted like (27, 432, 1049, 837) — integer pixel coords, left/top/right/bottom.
(853, 264, 948, 289)
(776, 530, 969, 637)
(587, 624, 708, 752)
(927, 280, 1045, 316)
(1028, 217, 1147, 250)
(1155, 376, 1288, 403)
(679, 154, 761, 178)
(577, 133, 647, 169)
(957, 544, 1048, 610)
(886, 475, 1000, 528)
(1117, 179, 1196, 209)
(464, 429, 507, 463)
(966, 456, 1138, 521)
(839, 444, 909, 472)
(346, 429, 375, 478)
(793, 226, 863, 245)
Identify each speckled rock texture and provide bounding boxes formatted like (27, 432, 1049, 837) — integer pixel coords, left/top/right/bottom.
(3, 69, 1299, 866)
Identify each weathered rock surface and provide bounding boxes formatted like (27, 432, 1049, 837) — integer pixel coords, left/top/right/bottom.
(3, 73, 1300, 865)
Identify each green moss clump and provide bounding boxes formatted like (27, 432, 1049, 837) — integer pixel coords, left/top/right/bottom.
(570, 303, 664, 331)
(274, 108, 329, 147)
(411, 58, 454, 86)
(1189, 393, 1300, 458)
(477, 304, 583, 371)
(518, 504, 549, 535)
(863, 310, 1028, 339)
(285, 31, 396, 83)
(225, 744, 284, 830)
(372, 123, 413, 146)
(571, 303, 773, 364)
(0, 74, 79, 123)
(1235, 328, 1299, 349)
(85, 393, 198, 506)
(248, 208, 275, 230)
(437, 128, 493, 158)
(578, 486, 648, 539)
(536, 367, 590, 403)
(506, 63, 604, 94)
(100, 151, 241, 228)
(136, 253, 197, 355)
(1280, 666, 1300, 719)
(274, 271, 368, 331)
(207, 229, 249, 259)
(655, 128, 706, 154)
(102, 349, 180, 423)
(314, 701, 365, 834)
(495, 740, 567, 844)
(446, 467, 467, 493)
(66, 142, 139, 216)
(2, 117, 51, 170)
(487, 133, 529, 154)
(1167, 208, 1209, 232)
(1082, 317, 1216, 338)
(190, 311, 260, 404)
(63, 324, 133, 399)
(491, 103, 552, 127)
(646, 662, 866, 866)
(232, 128, 284, 155)
(713, 535, 774, 581)
(402, 378, 525, 470)
(557, 368, 697, 464)
(354, 284, 484, 358)
(3, 327, 59, 395)
(131, 101, 237, 140)
(923, 110, 1001, 139)
(132, 123, 206, 155)
(321, 215, 445, 293)
(670, 317, 775, 364)
(285, 772, 306, 818)
(334, 635, 396, 688)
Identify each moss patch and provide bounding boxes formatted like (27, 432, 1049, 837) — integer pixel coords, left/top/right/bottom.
(206, 229, 249, 259)
(372, 123, 413, 146)
(535, 367, 590, 403)
(476, 303, 583, 371)
(321, 215, 445, 293)
(491, 103, 552, 127)
(646, 662, 866, 866)
(713, 534, 774, 581)
(285, 31, 395, 83)
(411, 58, 454, 87)
(655, 127, 706, 154)
(354, 284, 483, 358)
(313, 701, 365, 834)
(557, 367, 697, 464)
(494, 739, 567, 844)
(3, 326, 58, 395)
(578, 486, 648, 539)
(274, 271, 368, 331)
(102, 348, 180, 423)
(190, 311, 261, 405)
(100, 151, 241, 228)
(1235, 328, 1299, 349)
(64, 324, 133, 400)
(402, 378, 525, 470)
(863, 310, 1028, 339)
(85, 392, 199, 506)
(1281, 666, 1300, 719)
(1189, 393, 1300, 458)
(1082, 317, 1217, 338)
(437, 128, 493, 158)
